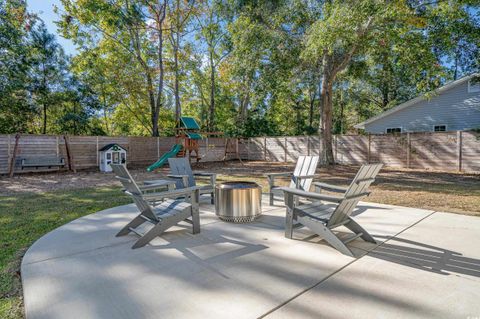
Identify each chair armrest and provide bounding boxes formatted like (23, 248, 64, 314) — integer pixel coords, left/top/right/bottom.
(168, 174, 188, 179)
(193, 172, 215, 177)
(313, 182, 349, 193)
(278, 187, 344, 203)
(194, 172, 217, 186)
(167, 174, 189, 188)
(138, 184, 169, 191)
(267, 172, 292, 189)
(266, 172, 292, 178)
(138, 186, 200, 201)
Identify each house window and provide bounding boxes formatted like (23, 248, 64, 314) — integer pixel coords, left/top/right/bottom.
(468, 79, 480, 93)
(386, 127, 402, 134)
(434, 125, 446, 132)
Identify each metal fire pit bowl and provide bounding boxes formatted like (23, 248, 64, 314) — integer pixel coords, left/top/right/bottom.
(215, 181, 262, 223)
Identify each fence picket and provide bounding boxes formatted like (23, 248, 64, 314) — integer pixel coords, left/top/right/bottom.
(0, 132, 479, 174)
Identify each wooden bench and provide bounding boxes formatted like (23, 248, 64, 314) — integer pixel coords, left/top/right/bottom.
(21, 156, 66, 170)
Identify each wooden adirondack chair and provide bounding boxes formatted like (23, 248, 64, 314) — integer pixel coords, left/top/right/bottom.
(111, 164, 200, 249)
(167, 157, 216, 204)
(267, 156, 320, 205)
(279, 163, 383, 257)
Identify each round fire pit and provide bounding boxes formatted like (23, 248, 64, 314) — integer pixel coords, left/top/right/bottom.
(215, 181, 262, 223)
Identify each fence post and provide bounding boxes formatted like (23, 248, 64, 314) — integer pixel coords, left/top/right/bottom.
(307, 136, 311, 156)
(7, 134, 11, 169)
(406, 132, 411, 168)
(457, 131, 463, 172)
(367, 134, 371, 163)
(205, 137, 209, 158)
(96, 136, 99, 166)
(284, 137, 288, 162)
(236, 138, 239, 159)
(334, 135, 338, 163)
(56, 136, 59, 157)
(264, 136, 267, 161)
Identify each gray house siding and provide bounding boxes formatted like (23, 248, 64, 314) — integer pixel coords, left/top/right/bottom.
(364, 80, 480, 133)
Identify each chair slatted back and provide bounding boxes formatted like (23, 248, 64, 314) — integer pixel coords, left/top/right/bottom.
(168, 158, 195, 189)
(289, 156, 319, 191)
(111, 164, 158, 221)
(327, 164, 383, 227)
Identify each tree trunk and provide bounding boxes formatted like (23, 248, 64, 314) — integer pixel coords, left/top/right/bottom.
(319, 71, 335, 165)
(42, 103, 47, 134)
(208, 50, 215, 131)
(173, 0, 181, 125)
(148, 77, 158, 136)
(309, 99, 314, 128)
(42, 60, 47, 134)
(174, 31, 181, 124)
(152, 3, 167, 137)
(73, 101, 77, 135)
(339, 96, 344, 134)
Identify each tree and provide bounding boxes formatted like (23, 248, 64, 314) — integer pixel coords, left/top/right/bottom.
(54, 75, 104, 135)
(0, 0, 33, 133)
(29, 20, 68, 134)
(58, 0, 171, 136)
(303, 1, 439, 164)
(195, 0, 231, 131)
(168, 0, 196, 124)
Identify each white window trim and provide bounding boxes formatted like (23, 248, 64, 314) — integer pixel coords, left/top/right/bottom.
(433, 124, 447, 132)
(385, 127, 402, 134)
(468, 80, 480, 93)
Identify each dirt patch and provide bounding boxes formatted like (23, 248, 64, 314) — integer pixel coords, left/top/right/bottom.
(1, 160, 479, 215)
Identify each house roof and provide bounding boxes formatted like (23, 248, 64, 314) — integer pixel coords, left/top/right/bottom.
(354, 73, 479, 129)
(99, 143, 126, 152)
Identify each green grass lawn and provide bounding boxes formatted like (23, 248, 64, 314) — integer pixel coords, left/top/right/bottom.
(1, 167, 479, 319)
(0, 187, 131, 319)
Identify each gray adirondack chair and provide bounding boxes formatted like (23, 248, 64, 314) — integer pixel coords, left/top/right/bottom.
(111, 164, 200, 249)
(267, 155, 319, 205)
(279, 163, 383, 257)
(168, 157, 216, 204)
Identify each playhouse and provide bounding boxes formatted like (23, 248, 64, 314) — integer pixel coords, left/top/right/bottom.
(99, 143, 127, 172)
(176, 117, 202, 162)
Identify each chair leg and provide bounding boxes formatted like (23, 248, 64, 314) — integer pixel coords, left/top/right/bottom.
(285, 208, 294, 239)
(268, 176, 275, 206)
(116, 214, 146, 237)
(298, 216, 355, 257)
(191, 208, 200, 234)
(344, 218, 376, 243)
(210, 192, 214, 205)
(131, 219, 175, 249)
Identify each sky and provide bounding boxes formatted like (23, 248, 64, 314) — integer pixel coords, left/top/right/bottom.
(27, 0, 77, 55)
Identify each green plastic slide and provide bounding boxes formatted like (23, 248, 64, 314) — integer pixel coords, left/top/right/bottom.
(146, 144, 183, 172)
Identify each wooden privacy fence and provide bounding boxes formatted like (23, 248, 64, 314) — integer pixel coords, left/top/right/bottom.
(241, 131, 480, 172)
(1, 131, 479, 174)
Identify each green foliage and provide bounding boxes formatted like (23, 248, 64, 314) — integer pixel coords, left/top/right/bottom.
(0, 0, 479, 137)
(0, 0, 34, 133)
(0, 1, 106, 135)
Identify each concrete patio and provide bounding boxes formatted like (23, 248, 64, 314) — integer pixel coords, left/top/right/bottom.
(22, 195, 480, 319)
